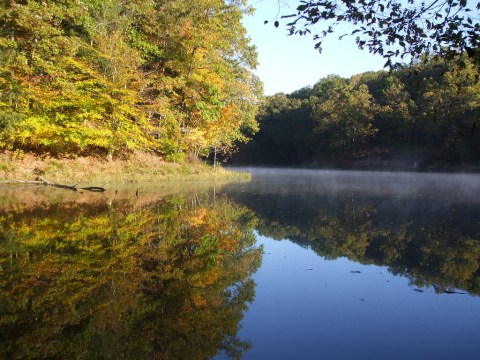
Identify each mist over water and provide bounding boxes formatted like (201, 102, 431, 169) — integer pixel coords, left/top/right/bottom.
(216, 167, 480, 360)
(3, 168, 480, 360)
(230, 167, 480, 202)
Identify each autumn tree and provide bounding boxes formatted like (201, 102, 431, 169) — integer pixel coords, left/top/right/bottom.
(130, 0, 261, 161)
(0, 0, 261, 162)
(0, 0, 154, 157)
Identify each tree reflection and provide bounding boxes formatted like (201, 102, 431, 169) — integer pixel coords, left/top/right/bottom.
(0, 191, 261, 359)
(228, 188, 480, 296)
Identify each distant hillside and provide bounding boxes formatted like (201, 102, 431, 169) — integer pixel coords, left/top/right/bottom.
(229, 55, 480, 170)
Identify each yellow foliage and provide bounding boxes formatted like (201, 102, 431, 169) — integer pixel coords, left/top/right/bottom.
(187, 207, 208, 227)
(191, 293, 208, 308)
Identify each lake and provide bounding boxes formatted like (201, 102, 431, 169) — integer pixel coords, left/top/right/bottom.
(1, 168, 480, 359)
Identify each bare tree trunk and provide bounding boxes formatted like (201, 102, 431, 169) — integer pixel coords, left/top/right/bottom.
(213, 145, 217, 171)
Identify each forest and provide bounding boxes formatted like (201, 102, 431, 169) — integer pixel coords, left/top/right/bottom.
(0, 0, 261, 163)
(2, 1, 479, 170)
(231, 55, 480, 169)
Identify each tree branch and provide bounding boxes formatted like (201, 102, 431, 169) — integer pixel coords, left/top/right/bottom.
(0, 177, 106, 192)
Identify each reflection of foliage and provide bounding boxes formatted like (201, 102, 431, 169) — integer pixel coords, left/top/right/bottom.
(234, 189, 480, 295)
(394, 227, 480, 293)
(306, 205, 376, 261)
(0, 193, 261, 359)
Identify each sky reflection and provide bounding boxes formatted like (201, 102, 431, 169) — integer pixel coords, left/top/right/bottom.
(232, 235, 480, 360)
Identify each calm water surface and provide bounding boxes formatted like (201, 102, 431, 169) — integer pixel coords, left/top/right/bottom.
(1, 169, 480, 359)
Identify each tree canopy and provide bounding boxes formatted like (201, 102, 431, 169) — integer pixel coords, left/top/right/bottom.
(230, 54, 480, 167)
(0, 0, 261, 162)
(275, 0, 480, 67)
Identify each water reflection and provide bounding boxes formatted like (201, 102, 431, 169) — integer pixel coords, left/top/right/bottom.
(0, 186, 261, 359)
(215, 169, 480, 359)
(2, 169, 480, 359)
(224, 168, 480, 295)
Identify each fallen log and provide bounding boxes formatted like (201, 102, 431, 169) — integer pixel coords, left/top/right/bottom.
(0, 177, 105, 193)
(78, 186, 105, 192)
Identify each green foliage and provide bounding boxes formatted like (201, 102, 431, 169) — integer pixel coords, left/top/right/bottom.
(232, 55, 480, 168)
(0, 0, 260, 160)
(311, 80, 378, 152)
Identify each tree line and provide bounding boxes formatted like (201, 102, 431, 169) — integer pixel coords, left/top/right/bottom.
(0, 0, 261, 162)
(232, 55, 480, 168)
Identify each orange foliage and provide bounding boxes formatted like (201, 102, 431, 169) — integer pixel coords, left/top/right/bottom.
(191, 293, 208, 309)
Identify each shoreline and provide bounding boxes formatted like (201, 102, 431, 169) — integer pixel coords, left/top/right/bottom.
(0, 152, 250, 184)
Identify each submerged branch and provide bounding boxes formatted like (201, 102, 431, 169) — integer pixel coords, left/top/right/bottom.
(0, 177, 106, 192)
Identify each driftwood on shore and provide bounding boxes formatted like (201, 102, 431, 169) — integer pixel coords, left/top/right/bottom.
(0, 176, 105, 192)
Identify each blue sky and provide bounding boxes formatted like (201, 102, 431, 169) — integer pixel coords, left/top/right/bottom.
(243, 0, 387, 95)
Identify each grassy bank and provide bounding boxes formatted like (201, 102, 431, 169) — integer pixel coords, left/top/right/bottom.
(0, 151, 249, 184)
